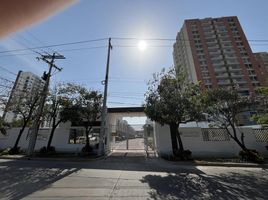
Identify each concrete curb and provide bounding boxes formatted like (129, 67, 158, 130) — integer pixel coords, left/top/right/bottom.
(0, 155, 106, 162)
(160, 158, 268, 168)
(1, 155, 268, 168)
(193, 161, 268, 168)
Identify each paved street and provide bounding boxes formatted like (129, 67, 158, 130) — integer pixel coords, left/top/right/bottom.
(112, 138, 145, 150)
(0, 154, 267, 200)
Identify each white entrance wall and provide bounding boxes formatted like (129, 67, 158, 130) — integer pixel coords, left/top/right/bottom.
(0, 128, 85, 153)
(1, 124, 267, 158)
(154, 123, 268, 158)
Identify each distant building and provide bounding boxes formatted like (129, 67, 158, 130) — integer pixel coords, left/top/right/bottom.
(173, 16, 266, 96)
(3, 71, 45, 122)
(254, 52, 268, 84)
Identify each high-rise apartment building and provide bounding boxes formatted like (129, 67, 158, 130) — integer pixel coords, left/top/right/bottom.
(254, 52, 268, 84)
(173, 16, 266, 95)
(3, 71, 45, 122)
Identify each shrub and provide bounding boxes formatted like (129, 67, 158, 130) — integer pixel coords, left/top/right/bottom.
(39, 146, 47, 154)
(8, 147, 20, 155)
(0, 148, 11, 155)
(175, 149, 192, 160)
(47, 146, 56, 153)
(161, 150, 192, 161)
(239, 149, 264, 163)
(81, 145, 93, 153)
(39, 146, 56, 155)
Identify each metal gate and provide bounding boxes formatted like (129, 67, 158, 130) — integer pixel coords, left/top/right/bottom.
(109, 123, 155, 153)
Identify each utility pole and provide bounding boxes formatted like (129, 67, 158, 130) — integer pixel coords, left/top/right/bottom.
(99, 38, 112, 156)
(27, 53, 65, 156)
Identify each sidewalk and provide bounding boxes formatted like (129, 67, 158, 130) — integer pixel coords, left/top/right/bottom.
(1, 153, 268, 168)
(1, 155, 267, 200)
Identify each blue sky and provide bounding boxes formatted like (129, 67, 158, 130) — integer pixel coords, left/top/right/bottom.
(0, 0, 268, 108)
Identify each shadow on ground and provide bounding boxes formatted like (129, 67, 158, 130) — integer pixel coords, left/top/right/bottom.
(141, 169, 268, 200)
(0, 160, 79, 200)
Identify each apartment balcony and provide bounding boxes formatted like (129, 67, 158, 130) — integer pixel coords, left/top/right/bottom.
(207, 45, 220, 50)
(230, 73, 244, 77)
(226, 61, 239, 65)
(217, 80, 232, 85)
(248, 73, 257, 77)
(208, 50, 221, 55)
(214, 67, 227, 73)
(224, 55, 237, 59)
(212, 61, 225, 66)
(205, 40, 217, 44)
(228, 67, 241, 71)
(251, 80, 260, 84)
(204, 35, 216, 39)
(237, 88, 250, 94)
(215, 73, 229, 78)
(210, 55, 223, 60)
(233, 79, 247, 84)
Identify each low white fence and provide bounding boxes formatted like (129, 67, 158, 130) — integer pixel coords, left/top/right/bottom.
(154, 124, 268, 158)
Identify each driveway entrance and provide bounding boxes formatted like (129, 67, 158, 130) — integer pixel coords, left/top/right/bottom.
(107, 107, 155, 157)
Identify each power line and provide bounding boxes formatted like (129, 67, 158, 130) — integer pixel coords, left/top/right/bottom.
(0, 66, 17, 76)
(0, 84, 12, 89)
(113, 45, 172, 48)
(11, 36, 43, 57)
(1, 37, 268, 55)
(0, 40, 268, 58)
(16, 34, 50, 55)
(112, 37, 175, 41)
(0, 38, 108, 54)
(25, 31, 57, 55)
(0, 76, 14, 83)
(0, 45, 108, 58)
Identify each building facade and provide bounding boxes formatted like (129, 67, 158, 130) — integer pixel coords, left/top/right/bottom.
(254, 52, 268, 84)
(3, 71, 45, 122)
(173, 16, 266, 95)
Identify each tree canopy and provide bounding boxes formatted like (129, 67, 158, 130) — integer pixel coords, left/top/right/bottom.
(144, 67, 202, 157)
(252, 86, 268, 126)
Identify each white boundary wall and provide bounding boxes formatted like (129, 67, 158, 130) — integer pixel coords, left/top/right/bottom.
(154, 123, 268, 158)
(0, 128, 85, 153)
(1, 125, 268, 158)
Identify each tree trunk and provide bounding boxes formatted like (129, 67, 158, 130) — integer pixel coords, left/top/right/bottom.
(73, 129, 77, 144)
(14, 125, 26, 149)
(233, 136, 248, 152)
(85, 127, 90, 148)
(47, 119, 61, 149)
(169, 124, 179, 156)
(47, 126, 56, 149)
(177, 129, 184, 152)
(229, 125, 248, 151)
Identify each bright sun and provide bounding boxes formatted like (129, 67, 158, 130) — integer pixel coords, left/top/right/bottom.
(137, 40, 147, 51)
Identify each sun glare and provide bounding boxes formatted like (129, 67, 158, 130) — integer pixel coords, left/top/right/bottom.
(137, 40, 147, 51)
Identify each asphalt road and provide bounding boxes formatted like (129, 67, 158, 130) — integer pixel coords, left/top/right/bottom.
(112, 138, 145, 150)
(0, 156, 267, 200)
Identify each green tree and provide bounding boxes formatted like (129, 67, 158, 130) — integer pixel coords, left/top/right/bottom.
(73, 86, 103, 153)
(201, 88, 252, 151)
(8, 92, 40, 152)
(0, 95, 8, 135)
(44, 83, 80, 150)
(0, 116, 7, 135)
(252, 86, 268, 126)
(144, 67, 203, 158)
